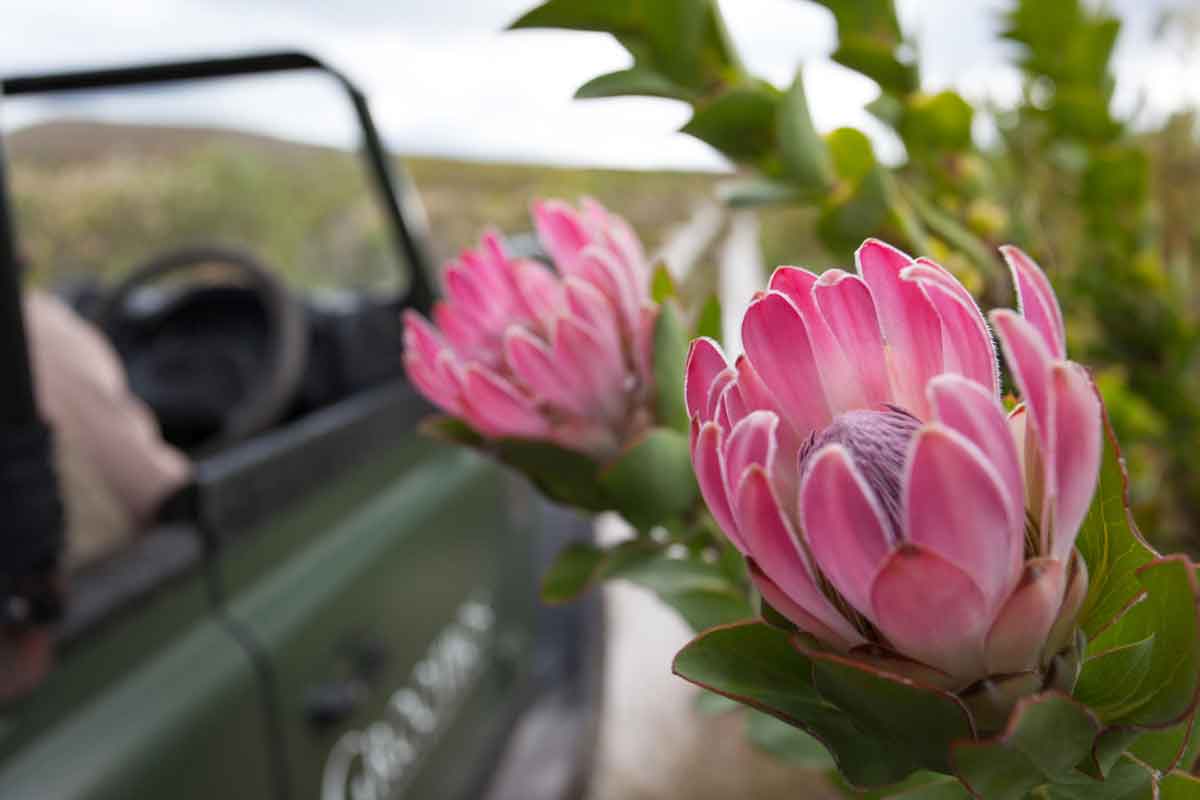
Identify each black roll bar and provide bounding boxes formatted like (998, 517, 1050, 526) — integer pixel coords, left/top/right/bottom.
(2, 50, 437, 312)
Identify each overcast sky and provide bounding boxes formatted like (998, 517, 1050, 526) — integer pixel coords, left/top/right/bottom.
(0, 0, 1196, 170)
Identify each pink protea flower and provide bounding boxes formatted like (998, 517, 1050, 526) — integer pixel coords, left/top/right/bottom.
(404, 198, 655, 460)
(686, 239, 1100, 690)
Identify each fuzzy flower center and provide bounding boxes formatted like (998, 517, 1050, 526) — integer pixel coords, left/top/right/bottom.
(800, 407, 922, 539)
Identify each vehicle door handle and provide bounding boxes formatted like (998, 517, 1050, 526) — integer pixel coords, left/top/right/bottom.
(304, 678, 367, 728)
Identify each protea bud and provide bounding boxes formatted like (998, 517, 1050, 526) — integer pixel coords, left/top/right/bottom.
(403, 198, 656, 460)
(685, 239, 1100, 727)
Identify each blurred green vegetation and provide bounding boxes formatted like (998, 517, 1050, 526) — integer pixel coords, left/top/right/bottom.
(516, 0, 1200, 555)
(7, 120, 720, 293)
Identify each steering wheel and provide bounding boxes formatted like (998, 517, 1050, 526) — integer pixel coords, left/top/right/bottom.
(95, 245, 309, 452)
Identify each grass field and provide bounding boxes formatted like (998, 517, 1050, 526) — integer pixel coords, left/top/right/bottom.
(7, 120, 773, 294)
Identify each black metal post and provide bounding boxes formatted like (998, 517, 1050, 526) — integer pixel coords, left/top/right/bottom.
(0, 122, 64, 624)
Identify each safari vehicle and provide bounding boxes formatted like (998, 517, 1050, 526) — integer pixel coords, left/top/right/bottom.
(0, 51, 601, 800)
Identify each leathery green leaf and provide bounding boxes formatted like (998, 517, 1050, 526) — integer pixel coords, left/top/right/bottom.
(1074, 408, 1157, 638)
(600, 428, 697, 531)
(495, 438, 608, 510)
(745, 709, 834, 767)
(540, 538, 660, 605)
(694, 294, 722, 343)
(1160, 770, 1200, 799)
(950, 693, 1101, 800)
(673, 621, 920, 787)
(778, 67, 834, 189)
(1039, 753, 1155, 799)
(1078, 556, 1200, 728)
(806, 645, 975, 775)
(652, 302, 690, 432)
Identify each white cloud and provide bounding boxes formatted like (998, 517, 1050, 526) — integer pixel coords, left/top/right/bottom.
(0, 1, 1195, 170)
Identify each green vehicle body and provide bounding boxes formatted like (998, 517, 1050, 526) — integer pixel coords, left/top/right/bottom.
(0, 53, 600, 800)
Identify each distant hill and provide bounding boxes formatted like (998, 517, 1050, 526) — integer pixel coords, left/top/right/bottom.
(8, 119, 335, 165)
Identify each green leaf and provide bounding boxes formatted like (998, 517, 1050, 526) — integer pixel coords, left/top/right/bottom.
(651, 262, 678, 303)
(609, 550, 751, 630)
(575, 66, 695, 101)
(718, 177, 807, 208)
(884, 777, 973, 799)
(827, 126, 876, 182)
(807, 647, 975, 774)
(1074, 636, 1156, 723)
(541, 542, 607, 604)
(1074, 408, 1158, 638)
(817, 166, 891, 259)
(495, 438, 608, 510)
(1130, 712, 1199, 773)
(1089, 557, 1200, 728)
(1086, 728, 1144, 778)
(682, 83, 782, 165)
(600, 428, 697, 531)
(694, 689, 741, 715)
(418, 414, 484, 447)
(745, 709, 835, 768)
(1160, 770, 1200, 799)
(949, 694, 1102, 800)
(778, 68, 834, 189)
(832, 35, 918, 95)
(652, 302, 690, 432)
(1040, 754, 1155, 799)
(509, 0, 638, 31)
(810, 0, 917, 94)
(866, 92, 905, 128)
(672, 621, 921, 787)
(694, 294, 722, 343)
(540, 538, 660, 604)
(900, 91, 974, 153)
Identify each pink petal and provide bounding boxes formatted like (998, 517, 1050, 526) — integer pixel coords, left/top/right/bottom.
(459, 366, 549, 439)
(869, 544, 989, 681)
(799, 444, 893, 617)
(580, 196, 648, 302)
(903, 424, 1023, 610)
(738, 467, 864, 648)
(750, 562, 863, 651)
(403, 312, 462, 412)
(767, 265, 819, 310)
(1048, 362, 1101, 562)
(704, 368, 737, 424)
(510, 259, 564, 332)
(686, 337, 729, 422)
(692, 421, 742, 551)
(990, 309, 1053, 442)
(770, 266, 864, 412)
(575, 245, 641, 339)
(504, 328, 589, 417)
(564, 277, 622, 362)
(984, 557, 1065, 674)
(433, 299, 488, 362)
(741, 291, 832, 435)
(633, 303, 657, 392)
(927, 374, 1024, 535)
(553, 316, 625, 419)
(855, 239, 943, 418)
(722, 410, 777, 492)
(991, 309, 1054, 536)
(903, 264, 998, 393)
(813, 269, 891, 405)
(1001, 245, 1066, 359)
(532, 198, 590, 272)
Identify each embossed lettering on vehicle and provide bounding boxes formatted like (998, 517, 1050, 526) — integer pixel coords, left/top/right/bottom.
(321, 598, 495, 800)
